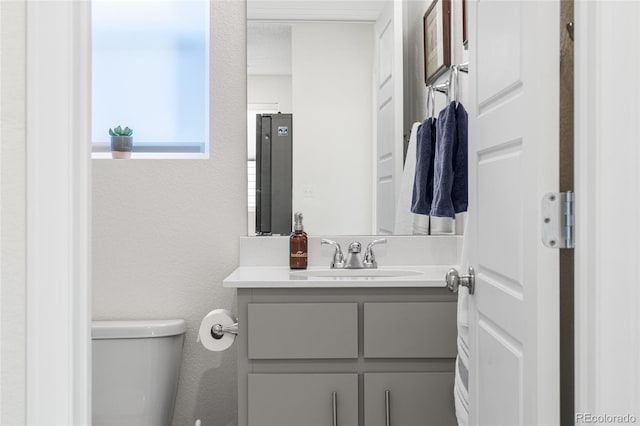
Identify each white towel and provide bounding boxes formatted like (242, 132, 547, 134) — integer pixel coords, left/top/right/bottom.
(413, 214, 430, 235)
(455, 212, 470, 425)
(455, 363, 469, 425)
(455, 288, 470, 426)
(394, 122, 423, 234)
(431, 216, 455, 234)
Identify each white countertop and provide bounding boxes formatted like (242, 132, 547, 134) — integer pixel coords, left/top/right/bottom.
(222, 265, 454, 288)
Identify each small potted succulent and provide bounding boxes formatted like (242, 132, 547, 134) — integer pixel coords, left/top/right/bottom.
(109, 125, 133, 159)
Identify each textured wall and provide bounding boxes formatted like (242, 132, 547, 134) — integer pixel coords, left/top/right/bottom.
(247, 75, 292, 113)
(0, 1, 27, 425)
(92, 2, 246, 425)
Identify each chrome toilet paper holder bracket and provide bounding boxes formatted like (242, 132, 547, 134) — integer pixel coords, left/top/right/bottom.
(210, 322, 238, 340)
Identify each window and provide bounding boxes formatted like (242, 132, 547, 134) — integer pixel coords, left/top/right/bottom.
(92, 0, 209, 155)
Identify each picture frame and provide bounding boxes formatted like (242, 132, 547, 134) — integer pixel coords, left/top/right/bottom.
(423, 0, 451, 85)
(462, 0, 468, 49)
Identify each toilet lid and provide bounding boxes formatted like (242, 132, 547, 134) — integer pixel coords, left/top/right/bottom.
(92, 319, 186, 339)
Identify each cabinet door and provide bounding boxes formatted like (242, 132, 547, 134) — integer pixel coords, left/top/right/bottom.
(248, 373, 358, 426)
(364, 372, 456, 426)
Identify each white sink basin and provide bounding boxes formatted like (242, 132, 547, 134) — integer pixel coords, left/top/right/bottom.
(290, 268, 423, 279)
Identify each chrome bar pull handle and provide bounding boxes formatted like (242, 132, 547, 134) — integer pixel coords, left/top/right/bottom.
(332, 391, 338, 426)
(445, 267, 475, 295)
(385, 390, 391, 426)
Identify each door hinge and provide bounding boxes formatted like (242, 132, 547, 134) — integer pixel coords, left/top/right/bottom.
(541, 191, 574, 249)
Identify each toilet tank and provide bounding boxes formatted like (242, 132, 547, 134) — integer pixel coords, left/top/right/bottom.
(92, 319, 186, 426)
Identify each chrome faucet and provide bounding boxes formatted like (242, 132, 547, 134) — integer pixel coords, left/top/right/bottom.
(322, 238, 388, 269)
(344, 242, 364, 269)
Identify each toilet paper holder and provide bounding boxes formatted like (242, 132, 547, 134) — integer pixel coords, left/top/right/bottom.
(210, 322, 238, 340)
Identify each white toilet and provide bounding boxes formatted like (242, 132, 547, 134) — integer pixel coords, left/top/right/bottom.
(92, 319, 187, 426)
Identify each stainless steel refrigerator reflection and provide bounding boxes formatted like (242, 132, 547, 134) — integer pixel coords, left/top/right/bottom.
(255, 113, 292, 236)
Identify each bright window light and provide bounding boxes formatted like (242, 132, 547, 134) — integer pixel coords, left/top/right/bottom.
(92, 0, 209, 153)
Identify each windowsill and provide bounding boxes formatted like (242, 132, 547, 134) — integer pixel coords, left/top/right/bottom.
(92, 141, 208, 160)
(92, 152, 209, 160)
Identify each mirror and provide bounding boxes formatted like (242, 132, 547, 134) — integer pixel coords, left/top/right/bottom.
(247, 0, 464, 236)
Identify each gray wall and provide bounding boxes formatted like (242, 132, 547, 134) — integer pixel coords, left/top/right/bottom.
(92, 2, 246, 425)
(404, 0, 467, 134)
(1, 1, 27, 424)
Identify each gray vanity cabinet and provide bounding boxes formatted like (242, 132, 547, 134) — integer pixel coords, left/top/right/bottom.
(236, 287, 457, 426)
(248, 373, 358, 426)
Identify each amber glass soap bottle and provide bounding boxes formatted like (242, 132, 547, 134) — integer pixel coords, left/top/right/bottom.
(290, 212, 308, 269)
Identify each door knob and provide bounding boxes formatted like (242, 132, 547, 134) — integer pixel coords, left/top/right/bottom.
(445, 267, 475, 294)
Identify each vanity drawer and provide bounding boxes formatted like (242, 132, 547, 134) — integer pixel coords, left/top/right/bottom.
(248, 303, 358, 359)
(363, 302, 457, 358)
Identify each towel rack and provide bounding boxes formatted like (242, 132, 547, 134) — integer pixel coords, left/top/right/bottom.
(425, 62, 469, 104)
(425, 62, 469, 94)
(432, 81, 450, 96)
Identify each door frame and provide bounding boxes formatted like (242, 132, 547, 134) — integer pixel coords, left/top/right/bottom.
(25, 1, 92, 424)
(574, 0, 640, 417)
(21, 0, 640, 422)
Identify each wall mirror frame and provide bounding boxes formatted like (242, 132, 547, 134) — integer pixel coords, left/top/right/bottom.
(246, 0, 466, 237)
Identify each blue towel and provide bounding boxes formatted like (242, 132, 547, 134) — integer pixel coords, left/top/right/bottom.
(430, 102, 468, 218)
(411, 117, 437, 215)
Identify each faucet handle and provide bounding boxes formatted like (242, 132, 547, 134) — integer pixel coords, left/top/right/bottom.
(321, 239, 345, 269)
(363, 238, 387, 269)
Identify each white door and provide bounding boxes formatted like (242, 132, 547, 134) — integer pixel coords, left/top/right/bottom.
(466, 1, 560, 424)
(374, 0, 403, 234)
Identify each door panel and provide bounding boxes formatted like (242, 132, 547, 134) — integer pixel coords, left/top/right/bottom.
(475, 274, 524, 342)
(375, 0, 403, 234)
(476, 1, 522, 106)
(477, 142, 523, 282)
(477, 321, 522, 425)
(467, 0, 560, 424)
